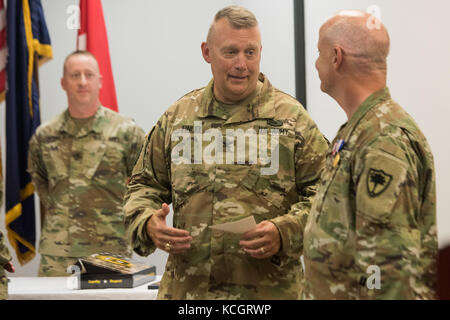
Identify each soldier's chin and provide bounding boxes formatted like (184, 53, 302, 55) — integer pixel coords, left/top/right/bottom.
(73, 98, 93, 107)
(228, 89, 250, 102)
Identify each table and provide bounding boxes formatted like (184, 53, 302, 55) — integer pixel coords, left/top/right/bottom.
(7, 276, 161, 300)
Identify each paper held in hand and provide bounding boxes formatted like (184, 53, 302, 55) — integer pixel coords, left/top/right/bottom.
(208, 216, 257, 234)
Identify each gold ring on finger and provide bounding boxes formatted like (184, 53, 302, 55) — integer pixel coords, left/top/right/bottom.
(165, 242, 171, 251)
(260, 247, 265, 254)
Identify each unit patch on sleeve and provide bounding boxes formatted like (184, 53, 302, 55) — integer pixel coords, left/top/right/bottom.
(367, 168, 392, 197)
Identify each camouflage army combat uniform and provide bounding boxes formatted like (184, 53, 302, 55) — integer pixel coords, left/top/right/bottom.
(0, 231, 10, 300)
(124, 73, 329, 299)
(28, 106, 145, 276)
(303, 88, 438, 299)
(1, 171, 12, 300)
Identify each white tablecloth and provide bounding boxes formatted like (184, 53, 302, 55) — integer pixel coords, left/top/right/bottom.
(7, 276, 161, 300)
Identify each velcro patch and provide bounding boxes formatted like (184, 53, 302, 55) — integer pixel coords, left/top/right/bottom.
(367, 169, 392, 197)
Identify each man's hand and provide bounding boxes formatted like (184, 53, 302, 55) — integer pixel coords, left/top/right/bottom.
(239, 221, 281, 259)
(146, 203, 192, 254)
(3, 261, 15, 273)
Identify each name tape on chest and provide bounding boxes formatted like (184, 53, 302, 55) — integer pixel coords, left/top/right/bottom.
(171, 121, 281, 175)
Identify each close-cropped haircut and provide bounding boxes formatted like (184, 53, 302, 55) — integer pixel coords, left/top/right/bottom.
(206, 6, 258, 43)
(63, 50, 99, 75)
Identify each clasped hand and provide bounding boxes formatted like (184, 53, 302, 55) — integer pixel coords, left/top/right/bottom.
(146, 204, 281, 259)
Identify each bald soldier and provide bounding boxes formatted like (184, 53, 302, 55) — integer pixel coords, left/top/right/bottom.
(303, 11, 438, 299)
(28, 50, 145, 276)
(124, 6, 329, 299)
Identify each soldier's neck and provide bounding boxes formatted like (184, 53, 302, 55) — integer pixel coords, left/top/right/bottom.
(68, 102, 100, 119)
(335, 79, 386, 120)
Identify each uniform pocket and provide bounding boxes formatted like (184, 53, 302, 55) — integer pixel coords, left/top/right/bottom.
(171, 164, 210, 209)
(41, 141, 69, 190)
(240, 167, 294, 212)
(92, 143, 126, 182)
(76, 139, 107, 180)
(315, 148, 352, 214)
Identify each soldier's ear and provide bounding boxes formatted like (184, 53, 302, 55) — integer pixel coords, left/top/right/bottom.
(201, 42, 211, 64)
(333, 45, 344, 70)
(61, 77, 67, 91)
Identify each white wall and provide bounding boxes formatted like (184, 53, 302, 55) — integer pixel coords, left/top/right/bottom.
(1, 0, 449, 277)
(304, 0, 450, 247)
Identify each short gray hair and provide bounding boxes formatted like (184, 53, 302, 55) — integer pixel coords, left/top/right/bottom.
(206, 6, 258, 43)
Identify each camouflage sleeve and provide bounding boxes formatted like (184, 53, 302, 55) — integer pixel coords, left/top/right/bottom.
(271, 112, 329, 258)
(125, 124, 146, 177)
(0, 162, 3, 208)
(0, 160, 11, 267)
(352, 134, 437, 299)
(27, 133, 50, 209)
(0, 231, 11, 266)
(123, 114, 172, 257)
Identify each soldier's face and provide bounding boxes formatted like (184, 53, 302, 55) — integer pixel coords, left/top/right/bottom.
(202, 18, 261, 104)
(315, 31, 335, 94)
(61, 54, 102, 108)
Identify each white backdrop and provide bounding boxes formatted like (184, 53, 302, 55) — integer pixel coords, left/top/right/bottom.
(304, 0, 450, 248)
(0, 0, 449, 277)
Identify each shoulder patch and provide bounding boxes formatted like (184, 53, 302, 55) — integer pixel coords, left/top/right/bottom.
(367, 168, 392, 197)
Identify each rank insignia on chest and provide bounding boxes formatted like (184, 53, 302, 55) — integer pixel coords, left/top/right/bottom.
(367, 168, 393, 197)
(331, 139, 345, 167)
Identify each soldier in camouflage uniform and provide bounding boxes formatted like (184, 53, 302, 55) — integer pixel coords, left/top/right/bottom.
(124, 6, 328, 299)
(303, 10, 438, 299)
(1, 156, 15, 300)
(28, 51, 145, 276)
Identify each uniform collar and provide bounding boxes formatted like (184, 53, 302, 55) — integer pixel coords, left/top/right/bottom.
(197, 73, 276, 124)
(57, 105, 106, 137)
(337, 87, 391, 139)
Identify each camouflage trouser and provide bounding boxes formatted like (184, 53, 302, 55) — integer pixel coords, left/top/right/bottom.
(0, 270, 7, 300)
(38, 254, 80, 277)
